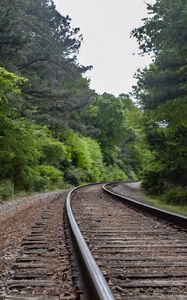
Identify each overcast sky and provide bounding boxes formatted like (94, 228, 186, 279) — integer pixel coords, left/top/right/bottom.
(53, 0, 155, 96)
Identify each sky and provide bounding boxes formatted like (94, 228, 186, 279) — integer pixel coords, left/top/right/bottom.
(53, 0, 156, 96)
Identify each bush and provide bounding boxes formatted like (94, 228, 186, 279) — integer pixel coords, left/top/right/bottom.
(37, 165, 63, 190)
(64, 169, 80, 186)
(64, 167, 92, 185)
(41, 139, 67, 167)
(33, 175, 49, 191)
(141, 161, 165, 195)
(102, 165, 127, 181)
(141, 169, 164, 195)
(161, 186, 187, 206)
(0, 180, 14, 200)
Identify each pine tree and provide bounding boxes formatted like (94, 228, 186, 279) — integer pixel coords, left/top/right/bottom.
(0, 0, 93, 129)
(132, 0, 187, 194)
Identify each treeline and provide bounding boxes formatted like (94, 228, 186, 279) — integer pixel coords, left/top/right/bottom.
(132, 0, 187, 205)
(0, 0, 149, 198)
(1, 0, 186, 206)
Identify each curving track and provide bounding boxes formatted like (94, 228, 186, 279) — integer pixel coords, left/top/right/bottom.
(1, 182, 187, 299)
(70, 183, 187, 299)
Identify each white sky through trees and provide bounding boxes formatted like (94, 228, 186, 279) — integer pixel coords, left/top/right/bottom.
(53, 0, 156, 96)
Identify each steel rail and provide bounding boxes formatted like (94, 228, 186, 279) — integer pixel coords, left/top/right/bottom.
(103, 183, 187, 229)
(66, 186, 115, 300)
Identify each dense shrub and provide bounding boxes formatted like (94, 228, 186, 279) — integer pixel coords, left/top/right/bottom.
(37, 165, 63, 189)
(102, 165, 127, 181)
(0, 180, 14, 200)
(141, 162, 165, 195)
(62, 130, 105, 183)
(40, 139, 67, 168)
(161, 186, 187, 206)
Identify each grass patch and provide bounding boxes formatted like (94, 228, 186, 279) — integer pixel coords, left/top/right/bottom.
(140, 192, 187, 217)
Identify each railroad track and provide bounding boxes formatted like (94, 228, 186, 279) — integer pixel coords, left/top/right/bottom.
(70, 183, 187, 300)
(1, 192, 79, 300)
(1, 182, 187, 299)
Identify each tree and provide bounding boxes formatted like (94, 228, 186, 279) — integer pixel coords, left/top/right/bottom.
(0, 67, 64, 195)
(132, 0, 187, 196)
(0, 0, 93, 129)
(84, 93, 127, 163)
(0, 1, 153, 195)
(81, 93, 148, 177)
(0, 68, 39, 191)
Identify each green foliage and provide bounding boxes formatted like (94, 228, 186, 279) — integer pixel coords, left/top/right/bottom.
(132, 0, 187, 204)
(0, 67, 66, 194)
(0, 114, 65, 193)
(131, 0, 187, 55)
(102, 165, 127, 181)
(0, 0, 93, 129)
(0, 0, 152, 197)
(85, 137, 104, 181)
(42, 141, 66, 166)
(82, 93, 151, 178)
(0, 67, 23, 101)
(86, 93, 127, 160)
(0, 68, 38, 191)
(160, 186, 187, 206)
(132, 0, 187, 122)
(37, 165, 63, 189)
(40, 136, 67, 168)
(64, 167, 90, 186)
(0, 180, 14, 200)
(62, 130, 104, 184)
(0, 67, 25, 116)
(0, 118, 41, 191)
(141, 161, 165, 195)
(62, 130, 91, 169)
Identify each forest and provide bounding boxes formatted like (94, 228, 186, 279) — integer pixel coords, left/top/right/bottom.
(0, 0, 186, 206)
